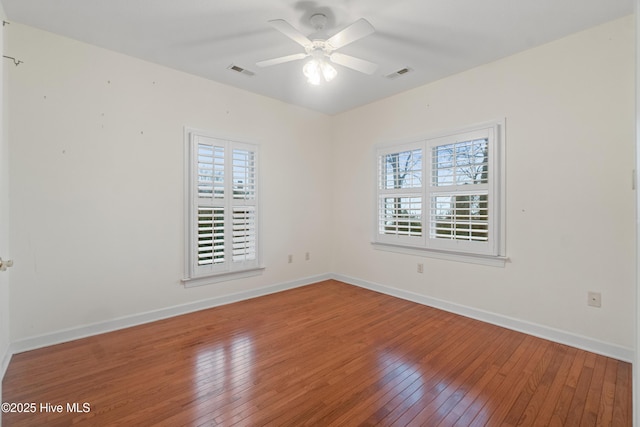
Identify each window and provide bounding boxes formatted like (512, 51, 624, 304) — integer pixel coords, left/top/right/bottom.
(374, 121, 505, 262)
(184, 129, 261, 285)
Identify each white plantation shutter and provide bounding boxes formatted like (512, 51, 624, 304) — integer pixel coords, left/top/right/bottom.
(232, 206, 256, 262)
(197, 144, 225, 199)
(430, 193, 488, 242)
(187, 132, 259, 280)
(197, 207, 225, 265)
(427, 128, 495, 254)
(375, 143, 425, 246)
(232, 148, 256, 200)
(375, 122, 503, 258)
(231, 147, 257, 264)
(379, 197, 422, 237)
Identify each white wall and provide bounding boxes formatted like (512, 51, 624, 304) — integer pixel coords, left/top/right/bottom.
(331, 16, 636, 353)
(3, 15, 636, 363)
(0, 0, 12, 403)
(635, 2, 639, 425)
(6, 23, 333, 342)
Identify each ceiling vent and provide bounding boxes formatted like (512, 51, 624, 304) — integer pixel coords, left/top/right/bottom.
(385, 67, 412, 79)
(227, 64, 255, 77)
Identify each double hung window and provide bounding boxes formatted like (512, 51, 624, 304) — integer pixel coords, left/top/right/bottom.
(375, 122, 504, 260)
(184, 130, 260, 284)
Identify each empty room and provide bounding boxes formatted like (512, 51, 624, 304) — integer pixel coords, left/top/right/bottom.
(0, 0, 637, 426)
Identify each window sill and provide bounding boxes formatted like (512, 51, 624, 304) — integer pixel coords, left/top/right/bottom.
(182, 267, 265, 288)
(371, 243, 509, 267)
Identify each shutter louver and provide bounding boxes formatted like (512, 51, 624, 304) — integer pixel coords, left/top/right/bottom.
(431, 193, 488, 241)
(198, 144, 224, 199)
(232, 207, 256, 261)
(197, 207, 225, 265)
(232, 149, 256, 200)
(379, 197, 422, 236)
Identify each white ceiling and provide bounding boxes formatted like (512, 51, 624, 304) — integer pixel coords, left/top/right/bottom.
(1, 0, 634, 115)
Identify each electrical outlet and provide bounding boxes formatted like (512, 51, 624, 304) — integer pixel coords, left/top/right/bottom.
(305, 252, 310, 261)
(288, 254, 293, 264)
(587, 291, 601, 308)
(417, 263, 424, 274)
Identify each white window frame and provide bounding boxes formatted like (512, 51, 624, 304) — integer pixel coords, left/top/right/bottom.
(373, 120, 507, 266)
(183, 128, 263, 287)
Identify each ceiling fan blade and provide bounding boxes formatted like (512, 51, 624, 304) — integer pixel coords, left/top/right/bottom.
(268, 19, 312, 47)
(256, 53, 308, 68)
(329, 52, 378, 75)
(326, 18, 375, 50)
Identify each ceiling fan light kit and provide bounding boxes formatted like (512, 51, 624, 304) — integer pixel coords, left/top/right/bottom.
(257, 13, 378, 86)
(303, 59, 336, 85)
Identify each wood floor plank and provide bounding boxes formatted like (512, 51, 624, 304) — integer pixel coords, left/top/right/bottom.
(596, 357, 619, 427)
(501, 342, 558, 426)
(2, 280, 632, 426)
(400, 326, 512, 426)
(564, 363, 595, 425)
(452, 335, 538, 427)
(468, 337, 552, 427)
(379, 318, 484, 426)
(530, 345, 577, 426)
(547, 350, 586, 426)
(510, 343, 568, 427)
(582, 355, 609, 426)
(612, 360, 632, 426)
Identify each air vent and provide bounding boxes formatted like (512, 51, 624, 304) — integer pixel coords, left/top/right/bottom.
(227, 64, 255, 77)
(385, 67, 413, 79)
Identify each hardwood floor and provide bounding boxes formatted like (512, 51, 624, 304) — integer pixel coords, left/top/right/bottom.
(2, 280, 632, 426)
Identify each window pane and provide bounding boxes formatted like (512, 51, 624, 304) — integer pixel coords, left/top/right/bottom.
(198, 144, 224, 198)
(233, 149, 256, 200)
(379, 197, 422, 236)
(232, 207, 256, 261)
(380, 149, 422, 189)
(197, 207, 225, 265)
(432, 139, 488, 187)
(430, 194, 488, 241)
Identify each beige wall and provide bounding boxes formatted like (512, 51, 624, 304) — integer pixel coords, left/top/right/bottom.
(331, 16, 636, 351)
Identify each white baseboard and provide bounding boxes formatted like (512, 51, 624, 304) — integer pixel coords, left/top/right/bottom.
(11, 273, 332, 355)
(6, 272, 633, 364)
(1, 343, 11, 382)
(332, 273, 634, 363)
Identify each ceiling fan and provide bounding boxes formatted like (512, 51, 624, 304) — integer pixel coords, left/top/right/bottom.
(256, 13, 378, 85)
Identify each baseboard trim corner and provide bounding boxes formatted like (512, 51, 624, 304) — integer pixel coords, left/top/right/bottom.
(331, 273, 634, 363)
(1, 344, 11, 383)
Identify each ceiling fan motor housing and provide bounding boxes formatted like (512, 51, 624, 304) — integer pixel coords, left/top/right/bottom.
(309, 13, 327, 30)
(308, 13, 330, 42)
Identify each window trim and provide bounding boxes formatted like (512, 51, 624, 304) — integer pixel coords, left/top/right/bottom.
(372, 120, 506, 266)
(182, 127, 263, 287)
